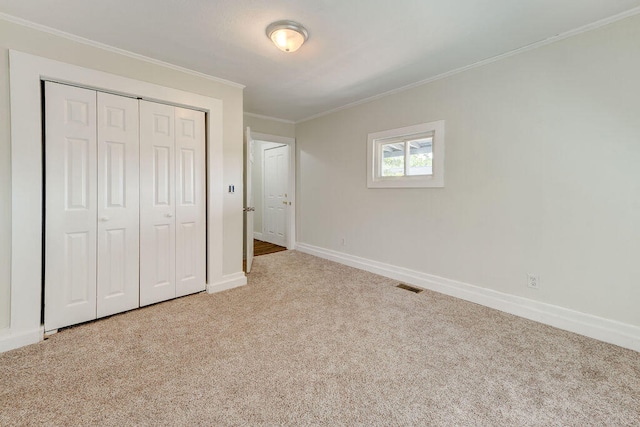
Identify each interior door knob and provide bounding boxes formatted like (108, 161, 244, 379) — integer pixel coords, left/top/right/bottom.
(99, 216, 109, 222)
(165, 213, 174, 218)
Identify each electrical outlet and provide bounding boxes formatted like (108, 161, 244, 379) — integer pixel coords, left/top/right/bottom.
(527, 274, 540, 289)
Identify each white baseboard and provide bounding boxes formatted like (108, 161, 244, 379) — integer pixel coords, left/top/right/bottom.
(206, 272, 247, 294)
(253, 232, 264, 240)
(0, 327, 44, 353)
(295, 243, 640, 353)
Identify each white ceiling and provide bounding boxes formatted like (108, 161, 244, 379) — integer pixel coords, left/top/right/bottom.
(1, 0, 639, 122)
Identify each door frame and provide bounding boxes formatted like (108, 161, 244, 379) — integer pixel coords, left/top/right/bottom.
(251, 132, 296, 250)
(5, 50, 230, 351)
(260, 142, 287, 246)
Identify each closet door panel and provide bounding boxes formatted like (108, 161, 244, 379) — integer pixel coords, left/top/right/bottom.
(97, 92, 140, 317)
(140, 101, 176, 306)
(175, 107, 206, 297)
(45, 82, 98, 331)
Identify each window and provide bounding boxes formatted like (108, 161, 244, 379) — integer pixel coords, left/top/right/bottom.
(367, 120, 444, 188)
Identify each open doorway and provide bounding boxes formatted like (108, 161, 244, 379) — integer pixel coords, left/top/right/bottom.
(255, 141, 288, 247)
(244, 129, 295, 272)
(254, 240, 287, 256)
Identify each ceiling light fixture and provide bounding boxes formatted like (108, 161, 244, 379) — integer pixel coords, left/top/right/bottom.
(266, 20, 308, 53)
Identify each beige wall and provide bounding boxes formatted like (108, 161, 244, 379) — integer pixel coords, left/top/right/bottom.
(295, 15, 640, 327)
(244, 114, 295, 139)
(0, 18, 244, 331)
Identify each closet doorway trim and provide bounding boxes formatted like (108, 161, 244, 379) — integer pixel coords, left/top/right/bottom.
(8, 50, 224, 349)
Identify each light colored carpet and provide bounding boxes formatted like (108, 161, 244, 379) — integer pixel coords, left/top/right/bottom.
(1, 251, 639, 426)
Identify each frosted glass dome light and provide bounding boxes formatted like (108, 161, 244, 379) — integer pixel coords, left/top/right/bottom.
(266, 20, 309, 53)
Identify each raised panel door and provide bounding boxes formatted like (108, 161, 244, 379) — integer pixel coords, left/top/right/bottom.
(44, 82, 98, 331)
(139, 100, 176, 306)
(175, 107, 206, 296)
(263, 145, 288, 247)
(96, 92, 140, 317)
(245, 128, 254, 272)
(275, 148, 288, 242)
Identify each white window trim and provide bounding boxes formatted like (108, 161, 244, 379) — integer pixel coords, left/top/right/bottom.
(367, 120, 445, 188)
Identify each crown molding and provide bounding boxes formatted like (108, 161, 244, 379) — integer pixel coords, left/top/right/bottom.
(0, 12, 245, 89)
(295, 6, 640, 124)
(244, 111, 295, 124)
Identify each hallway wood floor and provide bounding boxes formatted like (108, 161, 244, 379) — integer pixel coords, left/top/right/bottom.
(254, 239, 287, 257)
(244, 239, 287, 271)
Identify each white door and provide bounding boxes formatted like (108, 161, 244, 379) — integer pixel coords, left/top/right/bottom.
(44, 82, 98, 331)
(263, 145, 289, 247)
(245, 127, 255, 272)
(175, 107, 206, 296)
(139, 100, 176, 306)
(96, 92, 140, 317)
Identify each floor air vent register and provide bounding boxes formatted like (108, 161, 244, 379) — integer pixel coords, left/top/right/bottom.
(396, 283, 424, 293)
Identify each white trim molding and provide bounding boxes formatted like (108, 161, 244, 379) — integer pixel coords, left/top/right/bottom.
(367, 120, 444, 188)
(0, 327, 45, 353)
(244, 112, 295, 124)
(295, 6, 640, 124)
(295, 243, 640, 353)
(206, 273, 247, 294)
(0, 13, 245, 89)
(4, 50, 227, 352)
(254, 232, 264, 240)
(251, 132, 297, 250)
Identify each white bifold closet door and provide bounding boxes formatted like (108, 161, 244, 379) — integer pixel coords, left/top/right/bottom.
(139, 101, 206, 306)
(96, 92, 140, 318)
(45, 83, 205, 330)
(45, 83, 98, 330)
(45, 82, 139, 330)
(174, 107, 206, 297)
